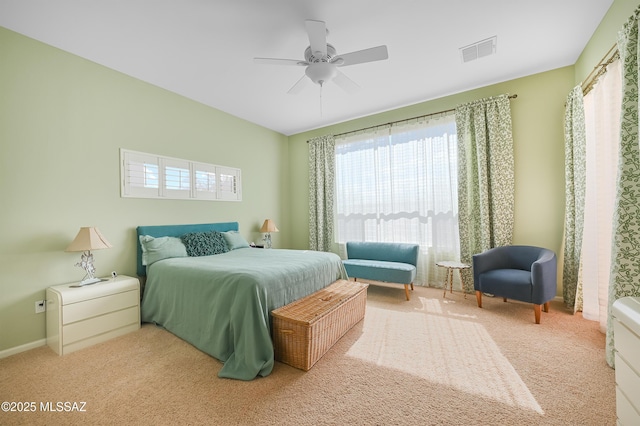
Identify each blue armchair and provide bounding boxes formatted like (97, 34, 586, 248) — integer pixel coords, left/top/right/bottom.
(472, 245, 557, 324)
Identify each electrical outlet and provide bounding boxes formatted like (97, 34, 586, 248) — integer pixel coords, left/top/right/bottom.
(35, 300, 46, 314)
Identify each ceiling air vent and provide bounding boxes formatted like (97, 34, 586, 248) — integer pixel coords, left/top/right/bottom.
(460, 36, 497, 63)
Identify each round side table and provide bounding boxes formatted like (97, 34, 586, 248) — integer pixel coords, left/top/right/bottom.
(436, 260, 471, 298)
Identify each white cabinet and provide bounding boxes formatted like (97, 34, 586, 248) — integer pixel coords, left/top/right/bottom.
(612, 297, 640, 426)
(46, 275, 140, 355)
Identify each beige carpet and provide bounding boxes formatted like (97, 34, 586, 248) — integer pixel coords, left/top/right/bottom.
(1, 284, 615, 425)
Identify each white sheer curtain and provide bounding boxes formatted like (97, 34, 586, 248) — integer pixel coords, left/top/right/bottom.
(577, 58, 621, 332)
(334, 114, 459, 286)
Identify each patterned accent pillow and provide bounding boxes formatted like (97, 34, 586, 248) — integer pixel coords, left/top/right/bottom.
(181, 231, 229, 257)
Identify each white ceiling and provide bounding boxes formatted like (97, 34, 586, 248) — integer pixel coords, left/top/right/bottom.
(0, 0, 613, 136)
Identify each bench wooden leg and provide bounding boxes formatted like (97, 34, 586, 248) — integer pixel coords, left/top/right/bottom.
(475, 290, 482, 308)
(543, 301, 550, 313)
(404, 284, 410, 301)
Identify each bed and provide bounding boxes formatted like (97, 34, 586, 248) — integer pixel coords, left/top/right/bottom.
(137, 222, 347, 380)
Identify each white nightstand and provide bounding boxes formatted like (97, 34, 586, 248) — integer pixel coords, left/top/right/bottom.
(46, 275, 140, 355)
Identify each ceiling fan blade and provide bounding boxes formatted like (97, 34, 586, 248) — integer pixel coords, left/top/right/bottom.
(305, 20, 327, 56)
(287, 74, 311, 94)
(332, 45, 388, 67)
(253, 57, 308, 66)
(333, 70, 360, 94)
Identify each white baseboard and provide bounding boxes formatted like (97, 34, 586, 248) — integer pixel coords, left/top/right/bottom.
(0, 339, 46, 359)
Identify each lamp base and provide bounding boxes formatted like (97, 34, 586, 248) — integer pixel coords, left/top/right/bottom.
(263, 233, 272, 249)
(78, 277, 102, 286)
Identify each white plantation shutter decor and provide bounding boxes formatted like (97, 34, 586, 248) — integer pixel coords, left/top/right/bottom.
(194, 162, 217, 200)
(216, 166, 242, 201)
(120, 149, 241, 201)
(162, 158, 191, 199)
(121, 151, 159, 198)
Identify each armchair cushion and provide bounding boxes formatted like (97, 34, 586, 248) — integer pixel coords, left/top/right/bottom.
(478, 269, 532, 302)
(342, 259, 416, 284)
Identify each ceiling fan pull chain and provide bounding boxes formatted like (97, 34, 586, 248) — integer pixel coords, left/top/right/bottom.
(320, 83, 324, 117)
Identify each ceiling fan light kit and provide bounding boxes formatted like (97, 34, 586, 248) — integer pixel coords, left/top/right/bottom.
(305, 62, 337, 86)
(254, 19, 388, 94)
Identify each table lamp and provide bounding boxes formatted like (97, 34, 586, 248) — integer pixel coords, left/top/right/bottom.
(260, 219, 279, 249)
(65, 227, 112, 286)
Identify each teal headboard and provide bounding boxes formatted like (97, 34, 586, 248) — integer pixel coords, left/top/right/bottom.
(136, 221, 239, 277)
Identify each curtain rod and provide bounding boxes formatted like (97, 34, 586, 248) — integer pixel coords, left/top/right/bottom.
(581, 43, 619, 96)
(330, 94, 518, 139)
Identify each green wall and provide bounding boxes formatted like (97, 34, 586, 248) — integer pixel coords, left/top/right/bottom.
(0, 27, 289, 352)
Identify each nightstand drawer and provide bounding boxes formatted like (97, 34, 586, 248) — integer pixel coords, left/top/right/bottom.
(64, 306, 139, 345)
(63, 290, 138, 324)
(616, 386, 640, 426)
(615, 353, 640, 403)
(614, 319, 640, 372)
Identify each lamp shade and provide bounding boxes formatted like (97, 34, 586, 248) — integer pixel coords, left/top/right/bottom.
(260, 219, 279, 233)
(65, 227, 112, 252)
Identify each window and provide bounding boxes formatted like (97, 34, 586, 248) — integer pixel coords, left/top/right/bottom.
(120, 149, 241, 201)
(194, 162, 217, 200)
(334, 114, 459, 284)
(121, 150, 160, 198)
(162, 158, 191, 199)
(216, 166, 241, 201)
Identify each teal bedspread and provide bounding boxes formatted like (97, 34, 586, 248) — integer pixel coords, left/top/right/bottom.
(140, 248, 347, 380)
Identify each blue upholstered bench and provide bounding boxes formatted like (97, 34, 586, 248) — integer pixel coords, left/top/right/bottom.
(342, 241, 419, 301)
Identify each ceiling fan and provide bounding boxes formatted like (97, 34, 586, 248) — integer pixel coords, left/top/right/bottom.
(254, 20, 388, 94)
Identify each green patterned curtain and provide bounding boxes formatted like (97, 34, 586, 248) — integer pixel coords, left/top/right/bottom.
(606, 7, 640, 367)
(563, 86, 586, 309)
(455, 94, 515, 281)
(308, 135, 335, 252)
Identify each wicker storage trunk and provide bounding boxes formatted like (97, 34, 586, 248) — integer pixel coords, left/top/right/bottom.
(272, 279, 368, 371)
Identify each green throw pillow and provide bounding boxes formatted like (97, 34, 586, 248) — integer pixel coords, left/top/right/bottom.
(139, 235, 188, 266)
(222, 231, 250, 250)
(181, 231, 229, 257)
